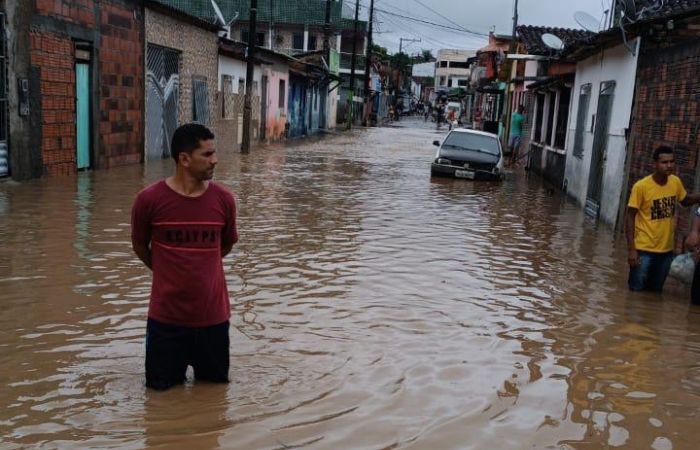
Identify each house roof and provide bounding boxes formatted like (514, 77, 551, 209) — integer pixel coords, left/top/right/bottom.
(218, 37, 296, 64)
(153, 0, 366, 30)
(561, 1, 700, 60)
(622, 0, 700, 21)
(145, 0, 222, 31)
(517, 26, 594, 56)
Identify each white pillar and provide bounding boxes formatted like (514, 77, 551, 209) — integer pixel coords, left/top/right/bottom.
(336, 33, 341, 52)
(303, 29, 309, 51)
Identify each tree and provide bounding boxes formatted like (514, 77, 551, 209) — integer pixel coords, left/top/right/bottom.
(420, 49, 435, 62)
(370, 44, 389, 60)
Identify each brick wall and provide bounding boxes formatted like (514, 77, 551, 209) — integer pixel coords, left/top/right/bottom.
(35, 0, 96, 27)
(30, 0, 143, 175)
(98, 2, 144, 168)
(628, 19, 700, 232)
(145, 8, 219, 134)
(30, 31, 76, 176)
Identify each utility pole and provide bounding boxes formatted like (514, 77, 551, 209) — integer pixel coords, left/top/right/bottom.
(510, 0, 519, 51)
(269, 0, 273, 49)
(504, 0, 519, 152)
(323, 0, 332, 53)
(241, 0, 257, 153)
(397, 37, 419, 91)
(399, 37, 420, 54)
(346, 0, 360, 130)
(362, 0, 375, 127)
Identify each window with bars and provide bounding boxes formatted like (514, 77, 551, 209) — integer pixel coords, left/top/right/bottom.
(554, 87, 571, 149)
(573, 84, 591, 158)
(278, 79, 286, 108)
(192, 77, 210, 125)
(533, 94, 545, 143)
(292, 33, 304, 50)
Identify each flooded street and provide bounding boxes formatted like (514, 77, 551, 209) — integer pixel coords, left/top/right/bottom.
(2, 118, 700, 449)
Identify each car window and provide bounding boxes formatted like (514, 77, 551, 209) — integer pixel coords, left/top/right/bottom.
(442, 132, 500, 156)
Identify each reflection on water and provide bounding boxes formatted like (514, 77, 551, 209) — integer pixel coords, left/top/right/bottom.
(1, 120, 700, 449)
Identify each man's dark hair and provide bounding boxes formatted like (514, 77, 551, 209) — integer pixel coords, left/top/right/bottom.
(171, 123, 215, 163)
(653, 145, 674, 161)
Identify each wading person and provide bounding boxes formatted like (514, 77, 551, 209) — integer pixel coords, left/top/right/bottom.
(508, 105, 525, 165)
(131, 123, 238, 390)
(626, 146, 700, 292)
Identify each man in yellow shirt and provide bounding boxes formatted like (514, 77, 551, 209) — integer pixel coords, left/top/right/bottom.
(626, 146, 700, 292)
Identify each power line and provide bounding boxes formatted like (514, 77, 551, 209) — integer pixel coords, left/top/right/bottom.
(410, 0, 485, 36)
(346, 1, 489, 37)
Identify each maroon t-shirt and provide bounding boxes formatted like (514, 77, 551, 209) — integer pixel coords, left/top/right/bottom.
(131, 180, 238, 327)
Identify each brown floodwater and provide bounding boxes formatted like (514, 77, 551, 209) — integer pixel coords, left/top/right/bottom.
(1, 118, 700, 449)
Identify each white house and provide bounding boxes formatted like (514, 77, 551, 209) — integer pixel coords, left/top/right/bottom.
(564, 38, 640, 227)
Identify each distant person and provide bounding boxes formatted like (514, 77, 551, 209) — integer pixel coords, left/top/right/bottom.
(436, 103, 445, 130)
(473, 107, 482, 130)
(131, 123, 239, 390)
(509, 105, 525, 164)
(446, 108, 456, 130)
(626, 146, 700, 292)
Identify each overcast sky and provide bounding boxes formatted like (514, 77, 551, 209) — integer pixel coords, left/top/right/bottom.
(357, 0, 612, 54)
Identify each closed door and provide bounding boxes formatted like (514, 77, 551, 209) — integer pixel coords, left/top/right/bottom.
(586, 81, 616, 218)
(260, 75, 268, 140)
(75, 63, 90, 170)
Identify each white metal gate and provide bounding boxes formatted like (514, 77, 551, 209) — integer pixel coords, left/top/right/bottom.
(0, 13, 8, 176)
(145, 44, 179, 161)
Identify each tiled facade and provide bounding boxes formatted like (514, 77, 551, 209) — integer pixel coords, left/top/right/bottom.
(146, 7, 219, 133)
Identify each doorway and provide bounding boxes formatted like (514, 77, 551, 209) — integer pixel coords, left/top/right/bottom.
(260, 75, 268, 140)
(75, 47, 92, 170)
(586, 81, 616, 218)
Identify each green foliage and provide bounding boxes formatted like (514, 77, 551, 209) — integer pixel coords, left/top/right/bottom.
(420, 49, 434, 62)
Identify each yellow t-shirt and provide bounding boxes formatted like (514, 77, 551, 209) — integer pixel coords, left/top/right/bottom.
(628, 174, 687, 253)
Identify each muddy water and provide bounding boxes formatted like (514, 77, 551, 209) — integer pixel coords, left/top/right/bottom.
(1, 120, 700, 449)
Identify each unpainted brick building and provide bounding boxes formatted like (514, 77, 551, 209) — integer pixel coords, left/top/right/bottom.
(3, 0, 144, 179)
(627, 13, 700, 232)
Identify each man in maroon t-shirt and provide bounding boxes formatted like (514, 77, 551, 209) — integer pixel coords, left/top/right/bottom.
(131, 123, 238, 390)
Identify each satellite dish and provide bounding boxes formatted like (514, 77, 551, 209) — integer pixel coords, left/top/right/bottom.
(542, 33, 564, 51)
(211, 0, 226, 26)
(574, 11, 601, 32)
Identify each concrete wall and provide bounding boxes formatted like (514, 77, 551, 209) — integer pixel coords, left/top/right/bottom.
(218, 56, 263, 93)
(5, 0, 41, 180)
(564, 40, 639, 227)
(146, 8, 218, 133)
(262, 61, 289, 141)
(216, 55, 262, 150)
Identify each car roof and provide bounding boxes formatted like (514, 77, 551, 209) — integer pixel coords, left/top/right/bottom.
(448, 128, 499, 138)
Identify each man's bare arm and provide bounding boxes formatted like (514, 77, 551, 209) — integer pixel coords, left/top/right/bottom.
(626, 207, 639, 267)
(680, 192, 700, 206)
(132, 241, 152, 270)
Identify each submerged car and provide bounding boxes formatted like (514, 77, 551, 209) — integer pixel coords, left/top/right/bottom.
(430, 129, 504, 180)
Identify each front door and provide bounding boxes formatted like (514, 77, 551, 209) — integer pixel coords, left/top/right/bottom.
(75, 63, 91, 170)
(586, 81, 616, 218)
(260, 75, 268, 140)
